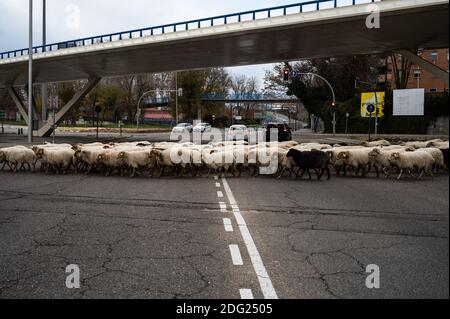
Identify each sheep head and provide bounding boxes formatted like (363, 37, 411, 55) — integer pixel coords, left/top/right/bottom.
(369, 149, 381, 157)
(36, 149, 45, 159)
(337, 151, 350, 159)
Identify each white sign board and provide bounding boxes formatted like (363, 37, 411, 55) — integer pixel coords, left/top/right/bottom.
(393, 89, 425, 116)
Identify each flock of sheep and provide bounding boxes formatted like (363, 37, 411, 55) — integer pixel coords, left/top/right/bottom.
(0, 138, 448, 180)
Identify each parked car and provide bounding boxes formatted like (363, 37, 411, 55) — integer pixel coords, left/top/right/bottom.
(172, 123, 193, 134)
(193, 123, 212, 133)
(227, 125, 249, 141)
(265, 122, 292, 142)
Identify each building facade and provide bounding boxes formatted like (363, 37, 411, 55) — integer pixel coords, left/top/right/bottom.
(386, 48, 449, 93)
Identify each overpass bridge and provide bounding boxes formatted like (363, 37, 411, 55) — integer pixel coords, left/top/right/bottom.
(0, 0, 448, 136)
(142, 94, 299, 105)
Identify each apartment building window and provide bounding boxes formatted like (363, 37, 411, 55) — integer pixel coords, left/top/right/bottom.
(413, 69, 421, 78)
(430, 51, 438, 62)
(429, 88, 437, 92)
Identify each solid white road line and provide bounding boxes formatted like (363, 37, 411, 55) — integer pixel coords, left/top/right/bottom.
(217, 191, 224, 198)
(223, 218, 234, 232)
(239, 289, 254, 299)
(222, 178, 278, 300)
(229, 245, 244, 266)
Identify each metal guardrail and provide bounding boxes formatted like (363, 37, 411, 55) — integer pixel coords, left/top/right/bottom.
(0, 0, 377, 60)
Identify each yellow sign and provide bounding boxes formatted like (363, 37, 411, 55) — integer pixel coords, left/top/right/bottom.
(361, 92, 385, 118)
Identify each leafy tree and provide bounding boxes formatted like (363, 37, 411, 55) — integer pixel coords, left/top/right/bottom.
(177, 68, 230, 121)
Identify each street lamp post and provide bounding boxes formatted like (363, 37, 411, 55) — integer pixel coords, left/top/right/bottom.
(41, 0, 47, 122)
(298, 72, 336, 136)
(28, 0, 33, 143)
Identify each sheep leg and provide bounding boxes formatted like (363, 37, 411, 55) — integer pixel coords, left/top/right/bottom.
(326, 167, 331, 180)
(278, 167, 286, 179)
(397, 169, 404, 180)
(383, 167, 390, 179)
(298, 169, 306, 180)
(374, 164, 380, 178)
(361, 165, 368, 177)
(317, 169, 323, 180)
(1, 161, 7, 171)
(295, 168, 301, 179)
(158, 166, 164, 178)
(307, 169, 312, 181)
(418, 169, 425, 179)
(335, 166, 341, 176)
(236, 164, 243, 178)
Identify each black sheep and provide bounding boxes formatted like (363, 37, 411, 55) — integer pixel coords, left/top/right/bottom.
(286, 149, 331, 180)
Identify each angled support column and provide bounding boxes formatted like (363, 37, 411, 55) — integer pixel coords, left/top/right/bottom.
(398, 50, 449, 86)
(37, 77, 101, 137)
(6, 86, 41, 124)
(6, 86, 30, 124)
(24, 85, 42, 122)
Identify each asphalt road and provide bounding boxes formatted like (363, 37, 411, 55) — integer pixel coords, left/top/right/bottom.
(0, 167, 448, 299)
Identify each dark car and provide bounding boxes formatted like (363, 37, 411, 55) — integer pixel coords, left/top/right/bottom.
(265, 123, 292, 142)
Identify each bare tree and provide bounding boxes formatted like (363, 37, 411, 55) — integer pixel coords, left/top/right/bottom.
(390, 53, 412, 89)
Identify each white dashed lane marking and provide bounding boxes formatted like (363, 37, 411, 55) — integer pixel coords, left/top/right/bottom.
(239, 289, 254, 299)
(223, 218, 234, 232)
(222, 178, 278, 300)
(219, 202, 227, 212)
(217, 191, 224, 198)
(229, 245, 244, 266)
(216, 183, 221, 188)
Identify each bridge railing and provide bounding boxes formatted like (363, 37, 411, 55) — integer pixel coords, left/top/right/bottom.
(0, 0, 378, 60)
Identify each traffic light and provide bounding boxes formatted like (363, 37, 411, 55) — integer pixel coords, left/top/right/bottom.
(283, 68, 289, 81)
(331, 101, 337, 112)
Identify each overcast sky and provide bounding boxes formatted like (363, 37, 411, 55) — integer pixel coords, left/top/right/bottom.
(1, 0, 313, 86)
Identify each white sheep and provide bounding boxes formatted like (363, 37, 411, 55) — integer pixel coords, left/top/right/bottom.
(38, 148, 75, 174)
(118, 149, 154, 177)
(362, 139, 391, 147)
(368, 147, 410, 178)
(414, 148, 445, 171)
(0, 146, 36, 172)
(389, 151, 435, 180)
(337, 147, 376, 177)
